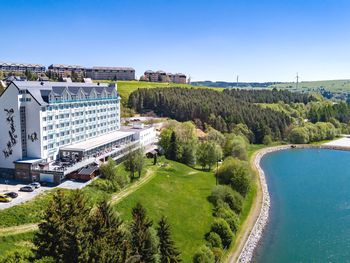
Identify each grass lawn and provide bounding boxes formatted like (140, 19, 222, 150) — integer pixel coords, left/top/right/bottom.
(0, 231, 35, 260)
(114, 160, 216, 262)
(95, 80, 223, 105)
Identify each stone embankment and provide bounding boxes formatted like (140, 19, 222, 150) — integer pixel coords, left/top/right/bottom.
(237, 145, 290, 263)
(237, 143, 350, 263)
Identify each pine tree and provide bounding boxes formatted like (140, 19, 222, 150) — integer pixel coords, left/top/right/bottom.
(33, 190, 90, 263)
(87, 200, 127, 262)
(129, 203, 158, 262)
(168, 131, 178, 161)
(33, 190, 67, 260)
(157, 216, 181, 263)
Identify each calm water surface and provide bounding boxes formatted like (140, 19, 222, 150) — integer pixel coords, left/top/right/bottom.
(254, 148, 350, 263)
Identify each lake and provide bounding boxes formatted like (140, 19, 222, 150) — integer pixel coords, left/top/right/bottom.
(254, 148, 350, 263)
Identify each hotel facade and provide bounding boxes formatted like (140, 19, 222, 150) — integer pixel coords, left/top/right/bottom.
(0, 81, 155, 183)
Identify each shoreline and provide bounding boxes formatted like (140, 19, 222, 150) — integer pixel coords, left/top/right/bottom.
(234, 143, 350, 263)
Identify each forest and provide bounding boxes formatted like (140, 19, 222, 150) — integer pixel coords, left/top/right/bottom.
(128, 88, 315, 143)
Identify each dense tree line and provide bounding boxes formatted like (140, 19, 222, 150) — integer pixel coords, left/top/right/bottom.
(223, 88, 314, 104)
(288, 122, 339, 144)
(1, 190, 181, 263)
(129, 88, 295, 143)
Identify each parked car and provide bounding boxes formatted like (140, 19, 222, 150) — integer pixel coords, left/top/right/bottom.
(4, 192, 18, 198)
(30, 182, 41, 189)
(0, 194, 12, 202)
(20, 185, 35, 192)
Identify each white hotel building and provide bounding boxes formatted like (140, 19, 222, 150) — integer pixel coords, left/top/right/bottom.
(0, 81, 156, 183)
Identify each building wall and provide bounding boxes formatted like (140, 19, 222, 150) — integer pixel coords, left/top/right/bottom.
(0, 84, 23, 169)
(86, 69, 135, 80)
(139, 127, 156, 146)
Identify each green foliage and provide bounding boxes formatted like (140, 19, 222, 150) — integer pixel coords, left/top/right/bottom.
(288, 127, 309, 144)
(217, 157, 251, 196)
(289, 122, 338, 144)
(205, 126, 226, 146)
(210, 218, 234, 248)
(86, 200, 127, 262)
(209, 185, 243, 214)
(128, 87, 296, 143)
(192, 245, 215, 263)
(224, 134, 248, 160)
(125, 147, 146, 179)
(0, 248, 34, 263)
(129, 203, 158, 263)
(157, 216, 181, 263)
(231, 123, 254, 143)
(206, 232, 222, 249)
(263, 135, 273, 145)
(214, 203, 240, 233)
(211, 247, 223, 262)
(33, 190, 91, 262)
(197, 141, 223, 170)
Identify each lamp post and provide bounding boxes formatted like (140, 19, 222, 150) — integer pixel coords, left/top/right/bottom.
(216, 159, 219, 185)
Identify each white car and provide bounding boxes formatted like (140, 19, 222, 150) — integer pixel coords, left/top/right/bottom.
(30, 182, 41, 189)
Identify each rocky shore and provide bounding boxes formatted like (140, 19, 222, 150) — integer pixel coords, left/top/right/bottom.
(237, 145, 291, 263)
(236, 143, 350, 263)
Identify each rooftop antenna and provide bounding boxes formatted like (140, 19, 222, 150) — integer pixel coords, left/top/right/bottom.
(296, 73, 299, 89)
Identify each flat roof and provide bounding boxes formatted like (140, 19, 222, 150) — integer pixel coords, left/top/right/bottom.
(60, 131, 135, 152)
(120, 125, 154, 133)
(14, 158, 43, 164)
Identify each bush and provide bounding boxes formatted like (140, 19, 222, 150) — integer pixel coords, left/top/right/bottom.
(210, 218, 234, 248)
(209, 185, 243, 214)
(288, 127, 309, 144)
(211, 247, 223, 262)
(214, 204, 240, 233)
(193, 245, 215, 263)
(217, 157, 251, 196)
(206, 232, 222, 248)
(263, 135, 273, 145)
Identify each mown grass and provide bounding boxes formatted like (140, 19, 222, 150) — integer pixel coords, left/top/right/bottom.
(114, 160, 216, 262)
(0, 231, 35, 259)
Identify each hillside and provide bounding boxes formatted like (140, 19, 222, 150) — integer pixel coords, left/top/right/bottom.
(95, 80, 222, 105)
(269, 79, 350, 92)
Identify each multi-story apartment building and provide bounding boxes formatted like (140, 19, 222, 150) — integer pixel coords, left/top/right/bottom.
(48, 64, 85, 78)
(143, 70, 187, 84)
(0, 81, 155, 183)
(0, 62, 46, 74)
(85, 66, 135, 80)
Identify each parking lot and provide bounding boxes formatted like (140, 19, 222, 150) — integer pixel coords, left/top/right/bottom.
(0, 179, 52, 210)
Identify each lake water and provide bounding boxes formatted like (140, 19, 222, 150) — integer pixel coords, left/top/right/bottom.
(254, 148, 350, 263)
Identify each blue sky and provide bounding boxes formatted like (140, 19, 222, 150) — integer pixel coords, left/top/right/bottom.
(1, 0, 350, 82)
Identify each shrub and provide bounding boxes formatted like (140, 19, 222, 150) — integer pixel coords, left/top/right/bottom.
(217, 157, 251, 196)
(206, 232, 222, 248)
(193, 245, 215, 263)
(211, 247, 223, 262)
(214, 204, 240, 233)
(263, 135, 273, 145)
(209, 185, 243, 214)
(210, 218, 234, 248)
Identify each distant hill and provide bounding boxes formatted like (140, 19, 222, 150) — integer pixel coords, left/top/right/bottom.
(191, 81, 284, 88)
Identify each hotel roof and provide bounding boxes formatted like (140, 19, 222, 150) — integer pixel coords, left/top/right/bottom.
(60, 130, 135, 152)
(0, 61, 45, 68)
(11, 81, 117, 106)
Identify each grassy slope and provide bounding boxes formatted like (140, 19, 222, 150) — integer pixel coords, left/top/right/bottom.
(270, 79, 350, 92)
(114, 160, 216, 262)
(95, 80, 223, 105)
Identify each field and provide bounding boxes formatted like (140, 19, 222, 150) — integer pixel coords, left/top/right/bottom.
(270, 79, 350, 92)
(114, 160, 216, 262)
(95, 80, 223, 105)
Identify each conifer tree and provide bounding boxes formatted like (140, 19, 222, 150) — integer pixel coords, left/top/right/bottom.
(157, 216, 181, 263)
(87, 200, 127, 262)
(129, 203, 158, 262)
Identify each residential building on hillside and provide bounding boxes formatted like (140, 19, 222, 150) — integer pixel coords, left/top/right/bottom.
(85, 66, 135, 80)
(142, 70, 187, 84)
(0, 62, 45, 74)
(48, 64, 85, 78)
(0, 81, 156, 183)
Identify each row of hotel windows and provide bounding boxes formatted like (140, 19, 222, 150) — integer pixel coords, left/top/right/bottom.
(43, 120, 118, 132)
(42, 100, 118, 111)
(43, 127, 117, 150)
(42, 112, 117, 122)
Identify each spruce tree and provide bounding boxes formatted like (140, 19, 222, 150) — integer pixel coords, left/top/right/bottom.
(157, 216, 181, 263)
(129, 203, 158, 262)
(168, 131, 178, 161)
(87, 200, 127, 262)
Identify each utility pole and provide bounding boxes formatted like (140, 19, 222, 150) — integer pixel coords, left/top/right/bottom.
(237, 75, 239, 88)
(296, 73, 299, 90)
